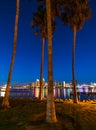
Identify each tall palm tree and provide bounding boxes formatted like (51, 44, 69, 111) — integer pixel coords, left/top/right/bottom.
(46, 0, 57, 123)
(32, 6, 47, 100)
(37, 0, 61, 123)
(2, 0, 20, 108)
(61, 0, 91, 103)
(32, 5, 56, 100)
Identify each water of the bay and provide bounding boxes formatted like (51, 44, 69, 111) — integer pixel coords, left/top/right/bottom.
(1, 87, 95, 101)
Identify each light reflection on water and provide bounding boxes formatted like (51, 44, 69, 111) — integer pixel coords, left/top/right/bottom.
(0, 87, 96, 101)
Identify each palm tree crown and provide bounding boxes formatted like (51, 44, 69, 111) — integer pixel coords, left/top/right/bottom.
(32, 5, 56, 38)
(61, 0, 91, 30)
(32, 5, 47, 38)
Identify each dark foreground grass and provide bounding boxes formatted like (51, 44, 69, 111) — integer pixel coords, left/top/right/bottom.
(0, 98, 96, 130)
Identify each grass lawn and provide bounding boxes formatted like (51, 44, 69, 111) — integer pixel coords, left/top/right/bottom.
(0, 98, 96, 130)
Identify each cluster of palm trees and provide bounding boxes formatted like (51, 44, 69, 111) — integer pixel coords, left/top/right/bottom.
(2, 0, 91, 123)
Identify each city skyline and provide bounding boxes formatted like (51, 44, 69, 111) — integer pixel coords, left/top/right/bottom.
(0, 0, 96, 84)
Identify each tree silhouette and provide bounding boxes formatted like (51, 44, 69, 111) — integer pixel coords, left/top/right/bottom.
(2, 0, 20, 108)
(46, 0, 57, 122)
(32, 6, 47, 100)
(61, 0, 91, 103)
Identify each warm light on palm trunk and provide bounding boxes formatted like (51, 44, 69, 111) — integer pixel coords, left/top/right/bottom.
(72, 25, 78, 104)
(2, 0, 20, 108)
(46, 0, 57, 123)
(39, 37, 45, 100)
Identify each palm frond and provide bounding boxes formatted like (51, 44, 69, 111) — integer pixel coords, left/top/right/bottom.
(60, 0, 91, 30)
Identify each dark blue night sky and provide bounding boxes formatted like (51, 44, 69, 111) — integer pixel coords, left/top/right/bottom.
(0, 0, 96, 84)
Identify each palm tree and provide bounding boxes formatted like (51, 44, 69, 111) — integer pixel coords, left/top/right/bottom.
(37, 0, 61, 123)
(61, 0, 91, 103)
(32, 6, 47, 100)
(46, 0, 57, 123)
(2, 0, 20, 108)
(32, 5, 56, 100)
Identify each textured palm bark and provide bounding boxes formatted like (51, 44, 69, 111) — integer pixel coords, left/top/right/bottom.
(2, 0, 20, 108)
(39, 37, 45, 100)
(72, 25, 78, 104)
(46, 0, 57, 123)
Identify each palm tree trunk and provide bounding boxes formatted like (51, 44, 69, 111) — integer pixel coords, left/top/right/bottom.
(46, 0, 57, 123)
(72, 24, 78, 104)
(39, 37, 45, 100)
(2, 0, 20, 108)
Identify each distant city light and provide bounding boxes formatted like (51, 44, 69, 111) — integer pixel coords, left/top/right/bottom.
(36, 79, 39, 81)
